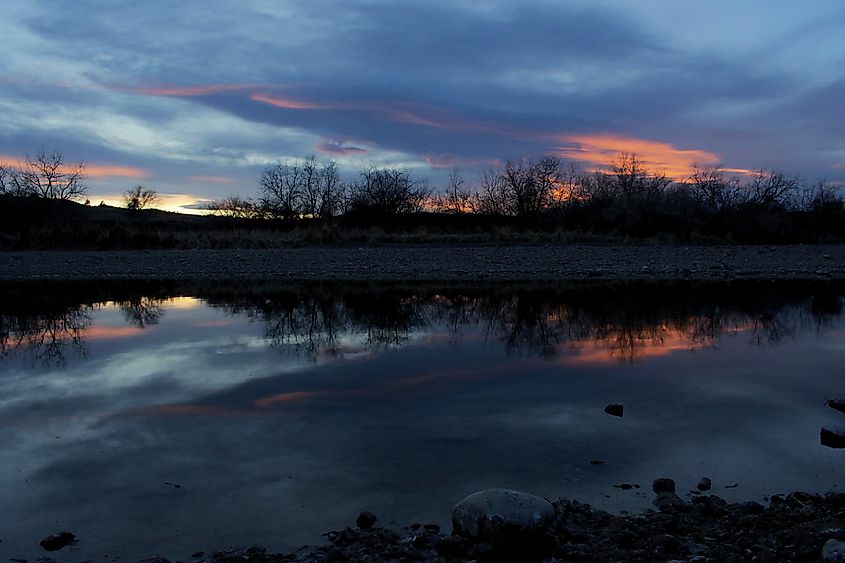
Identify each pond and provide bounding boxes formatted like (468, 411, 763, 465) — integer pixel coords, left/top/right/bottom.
(2, 280, 845, 560)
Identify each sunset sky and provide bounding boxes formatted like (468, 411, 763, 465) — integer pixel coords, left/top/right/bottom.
(1, 1, 844, 212)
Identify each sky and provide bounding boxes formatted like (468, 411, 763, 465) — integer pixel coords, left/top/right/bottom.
(1, 1, 844, 213)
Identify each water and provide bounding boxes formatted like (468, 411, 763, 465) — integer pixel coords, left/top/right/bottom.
(2, 280, 845, 560)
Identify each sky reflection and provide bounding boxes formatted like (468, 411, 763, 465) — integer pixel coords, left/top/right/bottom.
(1, 281, 845, 560)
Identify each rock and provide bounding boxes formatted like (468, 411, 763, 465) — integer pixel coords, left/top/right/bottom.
(697, 477, 712, 492)
(828, 400, 845, 415)
(653, 478, 676, 495)
(452, 488, 554, 539)
(821, 427, 845, 449)
(355, 511, 378, 529)
(823, 539, 845, 562)
(653, 492, 687, 513)
(613, 483, 639, 490)
(604, 403, 624, 417)
(39, 532, 76, 551)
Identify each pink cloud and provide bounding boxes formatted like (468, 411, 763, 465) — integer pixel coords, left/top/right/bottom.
(315, 140, 368, 155)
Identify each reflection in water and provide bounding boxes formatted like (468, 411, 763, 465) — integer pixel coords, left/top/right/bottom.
(117, 296, 165, 329)
(0, 303, 90, 366)
(2, 280, 845, 561)
(144, 282, 845, 363)
(1, 281, 843, 365)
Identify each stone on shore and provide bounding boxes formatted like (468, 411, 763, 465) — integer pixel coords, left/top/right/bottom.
(355, 511, 378, 529)
(604, 403, 624, 417)
(652, 477, 676, 494)
(39, 531, 76, 551)
(452, 488, 554, 539)
(821, 427, 845, 449)
(823, 539, 845, 562)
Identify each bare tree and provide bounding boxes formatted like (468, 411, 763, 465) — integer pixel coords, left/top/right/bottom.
(259, 156, 346, 220)
(434, 169, 473, 214)
(0, 164, 14, 196)
(688, 164, 740, 212)
(473, 168, 509, 215)
(207, 196, 264, 219)
(799, 180, 844, 213)
(12, 150, 87, 200)
(608, 152, 671, 203)
(123, 185, 160, 211)
(471, 156, 562, 217)
(318, 160, 346, 218)
(746, 169, 802, 209)
(348, 165, 431, 215)
(259, 161, 304, 220)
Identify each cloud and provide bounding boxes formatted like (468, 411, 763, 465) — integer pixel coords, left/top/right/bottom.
(0, 155, 148, 179)
(188, 175, 240, 184)
(315, 140, 367, 155)
(1, 0, 844, 203)
(553, 134, 722, 177)
(180, 200, 216, 210)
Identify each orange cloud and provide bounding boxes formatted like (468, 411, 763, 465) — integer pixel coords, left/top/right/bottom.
(250, 92, 328, 110)
(84, 164, 149, 179)
(0, 155, 148, 179)
(554, 133, 721, 177)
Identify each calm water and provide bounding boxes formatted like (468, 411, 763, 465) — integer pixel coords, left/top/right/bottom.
(2, 280, 845, 560)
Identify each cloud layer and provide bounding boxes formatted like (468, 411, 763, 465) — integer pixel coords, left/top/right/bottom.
(1, 0, 844, 207)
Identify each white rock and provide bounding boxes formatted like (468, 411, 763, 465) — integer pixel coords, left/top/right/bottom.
(823, 539, 845, 562)
(452, 488, 554, 538)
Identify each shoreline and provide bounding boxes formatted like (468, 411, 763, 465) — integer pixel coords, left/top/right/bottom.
(1, 244, 844, 281)
(32, 489, 845, 562)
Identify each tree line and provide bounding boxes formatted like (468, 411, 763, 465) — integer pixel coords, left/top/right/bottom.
(209, 152, 845, 241)
(3, 148, 843, 241)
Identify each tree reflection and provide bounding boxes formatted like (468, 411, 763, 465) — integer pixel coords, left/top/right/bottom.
(0, 306, 90, 366)
(117, 296, 165, 328)
(1, 281, 843, 366)
(206, 281, 844, 363)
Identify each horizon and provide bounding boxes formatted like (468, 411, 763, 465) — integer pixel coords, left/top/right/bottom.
(2, 1, 844, 213)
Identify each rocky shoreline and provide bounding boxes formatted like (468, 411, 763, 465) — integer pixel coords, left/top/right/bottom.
(191, 489, 845, 562)
(1, 245, 844, 281)
(34, 486, 845, 563)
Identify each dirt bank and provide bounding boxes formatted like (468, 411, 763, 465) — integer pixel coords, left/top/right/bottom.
(1, 245, 844, 281)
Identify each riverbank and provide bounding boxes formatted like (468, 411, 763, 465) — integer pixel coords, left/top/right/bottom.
(1, 244, 844, 281)
(118, 490, 845, 562)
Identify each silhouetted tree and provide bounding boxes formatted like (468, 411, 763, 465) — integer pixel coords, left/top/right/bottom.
(10, 150, 87, 200)
(688, 164, 741, 212)
(0, 164, 15, 196)
(434, 169, 473, 214)
(348, 165, 431, 215)
(123, 185, 159, 211)
(471, 156, 562, 217)
(259, 156, 346, 220)
(208, 196, 265, 219)
(746, 169, 801, 209)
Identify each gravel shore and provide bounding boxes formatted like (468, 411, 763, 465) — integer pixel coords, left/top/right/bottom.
(1, 245, 844, 281)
